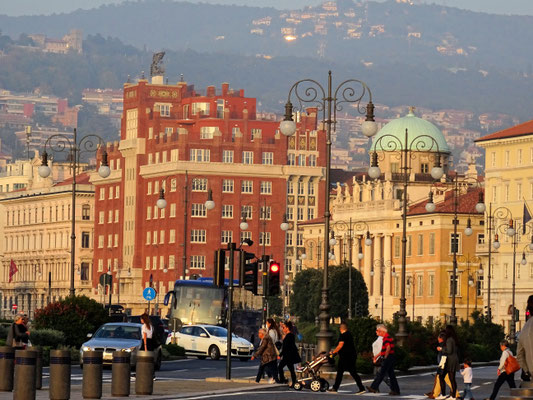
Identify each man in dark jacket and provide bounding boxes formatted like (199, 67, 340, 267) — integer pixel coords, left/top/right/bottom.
(252, 328, 279, 383)
(329, 322, 366, 394)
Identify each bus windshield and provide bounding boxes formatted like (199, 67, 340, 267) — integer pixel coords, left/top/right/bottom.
(170, 284, 224, 326)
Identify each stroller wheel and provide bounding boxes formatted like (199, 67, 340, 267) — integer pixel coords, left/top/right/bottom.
(310, 379, 322, 392)
(293, 382, 303, 391)
(320, 379, 329, 392)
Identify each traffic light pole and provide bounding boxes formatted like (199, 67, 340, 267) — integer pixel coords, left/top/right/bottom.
(226, 242, 236, 380)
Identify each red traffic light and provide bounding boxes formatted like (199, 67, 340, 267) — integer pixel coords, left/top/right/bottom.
(270, 263, 280, 273)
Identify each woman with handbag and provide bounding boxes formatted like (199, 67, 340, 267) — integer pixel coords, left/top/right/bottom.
(277, 321, 301, 388)
(484, 340, 518, 400)
(437, 325, 460, 400)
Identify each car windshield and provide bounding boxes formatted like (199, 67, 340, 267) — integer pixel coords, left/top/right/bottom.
(205, 326, 227, 337)
(94, 325, 141, 340)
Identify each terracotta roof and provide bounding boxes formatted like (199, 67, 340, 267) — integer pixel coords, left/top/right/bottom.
(476, 119, 533, 143)
(55, 172, 91, 186)
(330, 169, 365, 186)
(408, 186, 484, 216)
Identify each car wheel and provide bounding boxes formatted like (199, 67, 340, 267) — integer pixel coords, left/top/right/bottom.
(197, 356, 206, 360)
(209, 345, 220, 360)
(154, 350, 162, 371)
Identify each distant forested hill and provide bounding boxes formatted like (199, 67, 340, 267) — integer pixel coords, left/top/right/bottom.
(0, 34, 532, 121)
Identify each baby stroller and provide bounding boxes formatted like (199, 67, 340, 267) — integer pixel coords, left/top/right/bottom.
(293, 352, 332, 392)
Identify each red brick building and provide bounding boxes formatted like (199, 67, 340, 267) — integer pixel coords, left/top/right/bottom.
(92, 76, 326, 314)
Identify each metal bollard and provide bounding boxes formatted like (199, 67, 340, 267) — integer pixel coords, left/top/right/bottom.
(49, 349, 71, 400)
(14, 349, 38, 400)
(82, 350, 103, 399)
(35, 347, 43, 390)
(135, 351, 154, 395)
(111, 351, 131, 397)
(0, 346, 15, 391)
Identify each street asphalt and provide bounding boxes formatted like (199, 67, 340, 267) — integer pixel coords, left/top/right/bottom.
(0, 357, 522, 400)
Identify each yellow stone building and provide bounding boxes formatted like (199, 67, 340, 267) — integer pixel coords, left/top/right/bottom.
(300, 110, 485, 323)
(0, 169, 95, 319)
(475, 120, 533, 333)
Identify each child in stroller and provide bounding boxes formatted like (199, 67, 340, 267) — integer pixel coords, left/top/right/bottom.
(293, 352, 332, 391)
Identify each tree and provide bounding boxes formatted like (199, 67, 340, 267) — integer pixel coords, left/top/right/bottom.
(34, 296, 109, 348)
(290, 268, 322, 322)
(266, 295, 282, 317)
(290, 263, 369, 322)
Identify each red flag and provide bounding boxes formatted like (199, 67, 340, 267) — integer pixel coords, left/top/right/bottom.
(8, 259, 18, 283)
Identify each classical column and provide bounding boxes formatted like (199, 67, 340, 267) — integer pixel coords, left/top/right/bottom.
(373, 235, 382, 298)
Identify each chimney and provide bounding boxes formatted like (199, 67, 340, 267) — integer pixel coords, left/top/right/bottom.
(206, 85, 216, 97)
(221, 83, 229, 96)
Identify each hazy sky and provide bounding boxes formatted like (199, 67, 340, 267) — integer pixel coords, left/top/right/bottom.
(3, 0, 533, 16)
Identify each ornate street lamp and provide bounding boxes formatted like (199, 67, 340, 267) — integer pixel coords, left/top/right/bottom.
(281, 71, 377, 355)
(369, 127, 444, 345)
(39, 128, 110, 296)
(156, 176, 215, 279)
(331, 219, 371, 319)
(425, 179, 485, 325)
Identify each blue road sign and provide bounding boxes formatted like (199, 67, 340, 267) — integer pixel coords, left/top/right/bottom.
(143, 287, 157, 301)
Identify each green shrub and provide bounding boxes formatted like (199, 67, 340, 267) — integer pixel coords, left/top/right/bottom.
(0, 339, 5, 346)
(34, 296, 109, 349)
(296, 321, 319, 345)
(163, 343, 185, 357)
(356, 352, 374, 374)
(30, 329, 66, 348)
(0, 324, 9, 340)
(394, 346, 413, 372)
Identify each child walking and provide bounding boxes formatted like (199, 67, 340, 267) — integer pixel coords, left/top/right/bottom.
(460, 358, 474, 400)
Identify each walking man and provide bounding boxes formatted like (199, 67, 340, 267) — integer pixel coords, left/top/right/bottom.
(517, 296, 533, 383)
(366, 324, 401, 395)
(328, 322, 365, 394)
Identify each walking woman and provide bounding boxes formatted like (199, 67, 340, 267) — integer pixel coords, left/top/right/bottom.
(439, 325, 460, 400)
(484, 340, 516, 400)
(278, 321, 301, 387)
(266, 318, 282, 351)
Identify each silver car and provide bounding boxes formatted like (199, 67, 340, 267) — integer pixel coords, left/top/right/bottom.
(80, 323, 162, 370)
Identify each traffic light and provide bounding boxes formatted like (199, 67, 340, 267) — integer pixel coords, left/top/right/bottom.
(242, 261, 258, 295)
(214, 249, 226, 287)
(239, 250, 256, 286)
(267, 261, 281, 296)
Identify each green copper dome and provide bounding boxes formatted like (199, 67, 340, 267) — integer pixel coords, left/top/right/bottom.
(370, 109, 450, 154)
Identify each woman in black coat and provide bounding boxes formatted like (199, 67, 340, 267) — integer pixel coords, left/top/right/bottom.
(278, 321, 301, 387)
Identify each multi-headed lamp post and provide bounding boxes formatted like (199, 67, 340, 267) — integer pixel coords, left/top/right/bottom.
(425, 179, 485, 325)
(455, 254, 482, 321)
(156, 178, 215, 279)
(483, 205, 514, 322)
(330, 219, 372, 319)
(280, 71, 378, 354)
(39, 128, 110, 296)
(369, 128, 444, 345)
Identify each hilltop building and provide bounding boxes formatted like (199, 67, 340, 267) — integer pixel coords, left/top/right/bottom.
(28, 30, 83, 54)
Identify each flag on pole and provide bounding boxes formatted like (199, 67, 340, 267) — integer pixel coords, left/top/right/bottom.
(8, 259, 18, 283)
(524, 202, 532, 234)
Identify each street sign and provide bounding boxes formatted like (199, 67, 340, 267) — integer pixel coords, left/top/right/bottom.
(12, 304, 17, 311)
(143, 287, 156, 301)
(99, 273, 112, 287)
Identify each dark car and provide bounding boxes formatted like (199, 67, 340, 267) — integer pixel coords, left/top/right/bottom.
(127, 315, 168, 344)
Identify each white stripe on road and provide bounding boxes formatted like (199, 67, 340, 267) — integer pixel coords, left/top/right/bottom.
(472, 385, 480, 390)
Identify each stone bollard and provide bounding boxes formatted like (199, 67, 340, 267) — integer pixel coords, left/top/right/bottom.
(0, 346, 15, 392)
(35, 347, 43, 390)
(82, 350, 103, 399)
(49, 349, 71, 400)
(135, 351, 154, 395)
(14, 349, 38, 400)
(111, 351, 131, 397)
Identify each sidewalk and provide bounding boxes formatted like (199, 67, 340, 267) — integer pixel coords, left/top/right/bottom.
(0, 380, 263, 400)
